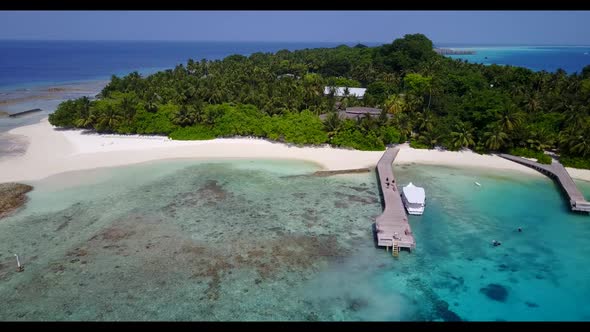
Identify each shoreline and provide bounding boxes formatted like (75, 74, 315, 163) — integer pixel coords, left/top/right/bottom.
(1, 117, 589, 184)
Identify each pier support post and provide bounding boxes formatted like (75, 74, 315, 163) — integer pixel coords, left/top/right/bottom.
(15, 254, 24, 272)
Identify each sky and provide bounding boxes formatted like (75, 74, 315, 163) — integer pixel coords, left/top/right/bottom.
(0, 11, 589, 45)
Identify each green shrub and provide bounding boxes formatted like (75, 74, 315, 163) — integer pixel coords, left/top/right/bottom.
(509, 147, 541, 159)
(134, 106, 177, 135)
(510, 147, 552, 164)
(410, 140, 430, 149)
(48, 100, 80, 128)
(169, 125, 216, 140)
(380, 126, 401, 145)
(271, 110, 329, 145)
(331, 120, 385, 151)
(473, 144, 487, 155)
(537, 154, 552, 164)
(560, 156, 590, 170)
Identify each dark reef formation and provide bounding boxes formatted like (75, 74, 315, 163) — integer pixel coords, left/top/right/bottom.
(480, 283, 509, 302)
(0, 183, 33, 219)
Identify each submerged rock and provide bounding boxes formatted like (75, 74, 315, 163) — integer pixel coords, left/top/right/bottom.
(348, 298, 369, 312)
(409, 277, 463, 321)
(334, 201, 348, 208)
(0, 183, 33, 219)
(480, 283, 508, 302)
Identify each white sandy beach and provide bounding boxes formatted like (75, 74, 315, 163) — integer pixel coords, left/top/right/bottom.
(1, 117, 589, 183)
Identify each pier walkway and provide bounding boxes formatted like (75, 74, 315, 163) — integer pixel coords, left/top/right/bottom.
(498, 154, 590, 213)
(375, 147, 416, 251)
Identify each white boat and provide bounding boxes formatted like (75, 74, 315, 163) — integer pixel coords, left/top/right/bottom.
(475, 182, 481, 187)
(402, 182, 426, 215)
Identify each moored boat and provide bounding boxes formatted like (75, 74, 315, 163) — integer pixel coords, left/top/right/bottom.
(402, 182, 426, 215)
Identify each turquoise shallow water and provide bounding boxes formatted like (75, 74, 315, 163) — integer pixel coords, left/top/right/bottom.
(443, 46, 590, 73)
(0, 159, 589, 321)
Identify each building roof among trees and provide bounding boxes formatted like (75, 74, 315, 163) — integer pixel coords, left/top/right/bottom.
(319, 107, 390, 120)
(323, 86, 366, 98)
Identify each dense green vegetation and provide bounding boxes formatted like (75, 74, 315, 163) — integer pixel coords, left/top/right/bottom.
(49, 34, 590, 167)
(560, 156, 590, 170)
(509, 148, 552, 164)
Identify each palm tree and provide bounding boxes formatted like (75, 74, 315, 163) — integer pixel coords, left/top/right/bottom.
(75, 111, 96, 128)
(384, 94, 406, 115)
(421, 58, 440, 77)
(450, 122, 475, 149)
(96, 105, 123, 131)
(381, 73, 399, 85)
(416, 108, 434, 133)
(418, 130, 442, 149)
(119, 95, 137, 123)
(525, 138, 550, 152)
(550, 97, 570, 114)
(563, 105, 588, 132)
(527, 127, 554, 151)
(561, 125, 590, 157)
(323, 112, 341, 136)
(203, 104, 222, 127)
(495, 103, 524, 132)
(207, 85, 226, 104)
(75, 96, 92, 128)
(172, 106, 198, 127)
(404, 93, 423, 113)
(80, 96, 91, 114)
(569, 133, 590, 157)
(145, 99, 158, 113)
(393, 113, 413, 140)
(358, 113, 379, 132)
(145, 93, 161, 113)
(525, 92, 542, 113)
(483, 125, 509, 151)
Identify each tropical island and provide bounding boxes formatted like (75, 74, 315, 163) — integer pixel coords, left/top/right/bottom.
(46, 34, 590, 169)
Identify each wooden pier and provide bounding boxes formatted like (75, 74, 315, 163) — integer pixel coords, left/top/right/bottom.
(375, 147, 416, 252)
(498, 154, 590, 213)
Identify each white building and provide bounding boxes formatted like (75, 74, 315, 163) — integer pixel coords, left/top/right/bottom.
(323, 86, 366, 99)
(401, 182, 426, 215)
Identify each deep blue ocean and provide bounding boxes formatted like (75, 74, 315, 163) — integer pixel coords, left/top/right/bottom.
(0, 40, 359, 89)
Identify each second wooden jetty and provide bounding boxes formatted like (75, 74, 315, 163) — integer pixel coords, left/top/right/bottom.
(498, 154, 590, 213)
(374, 146, 416, 252)
(8, 108, 43, 118)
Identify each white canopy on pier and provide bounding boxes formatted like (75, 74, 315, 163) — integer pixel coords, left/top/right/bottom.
(402, 182, 425, 204)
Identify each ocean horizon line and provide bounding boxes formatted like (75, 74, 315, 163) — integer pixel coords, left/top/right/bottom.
(1, 39, 589, 47)
(435, 43, 590, 48)
(0, 38, 386, 45)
